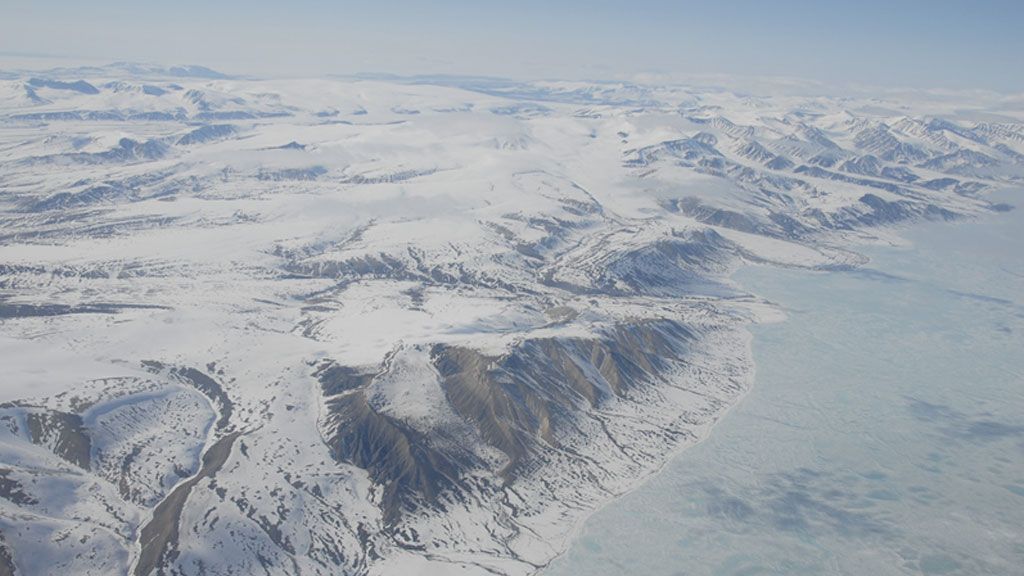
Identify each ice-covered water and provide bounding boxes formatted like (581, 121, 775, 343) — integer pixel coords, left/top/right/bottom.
(544, 197, 1024, 576)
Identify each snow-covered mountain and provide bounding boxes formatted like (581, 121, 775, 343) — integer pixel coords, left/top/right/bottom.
(0, 64, 1021, 576)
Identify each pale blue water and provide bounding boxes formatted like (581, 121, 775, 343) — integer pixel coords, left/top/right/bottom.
(544, 199, 1024, 576)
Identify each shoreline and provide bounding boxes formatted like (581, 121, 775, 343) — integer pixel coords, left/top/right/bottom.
(534, 189, 1021, 576)
(531, 325, 761, 576)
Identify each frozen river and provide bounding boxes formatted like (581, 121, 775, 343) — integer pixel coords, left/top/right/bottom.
(544, 196, 1024, 576)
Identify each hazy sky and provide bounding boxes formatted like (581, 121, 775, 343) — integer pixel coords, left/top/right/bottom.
(3, 0, 1023, 91)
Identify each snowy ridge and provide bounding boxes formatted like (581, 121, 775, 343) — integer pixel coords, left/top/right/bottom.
(0, 66, 1021, 575)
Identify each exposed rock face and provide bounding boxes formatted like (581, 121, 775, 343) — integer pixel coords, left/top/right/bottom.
(0, 469, 37, 506)
(314, 361, 377, 396)
(0, 531, 15, 576)
(170, 367, 234, 431)
(25, 410, 92, 470)
(314, 319, 716, 563)
(433, 320, 696, 476)
(323, 389, 468, 524)
(175, 124, 237, 146)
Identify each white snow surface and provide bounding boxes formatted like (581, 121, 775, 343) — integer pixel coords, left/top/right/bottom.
(0, 65, 1021, 575)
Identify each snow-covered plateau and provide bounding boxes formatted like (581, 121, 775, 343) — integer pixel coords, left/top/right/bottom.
(0, 64, 1021, 575)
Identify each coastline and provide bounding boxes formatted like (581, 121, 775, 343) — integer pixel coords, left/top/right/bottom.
(532, 325, 762, 575)
(537, 190, 1022, 576)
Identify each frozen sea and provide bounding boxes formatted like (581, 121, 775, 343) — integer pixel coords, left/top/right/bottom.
(544, 195, 1024, 576)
